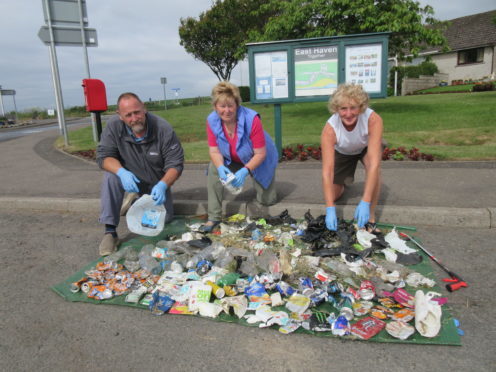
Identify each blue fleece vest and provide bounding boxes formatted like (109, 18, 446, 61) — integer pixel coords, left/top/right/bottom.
(207, 106, 278, 189)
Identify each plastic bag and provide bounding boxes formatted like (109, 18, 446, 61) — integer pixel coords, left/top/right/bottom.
(126, 194, 166, 236)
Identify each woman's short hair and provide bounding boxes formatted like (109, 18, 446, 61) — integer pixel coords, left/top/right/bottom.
(328, 84, 369, 113)
(211, 81, 241, 107)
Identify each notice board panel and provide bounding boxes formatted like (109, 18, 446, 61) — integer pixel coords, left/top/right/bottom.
(247, 32, 390, 104)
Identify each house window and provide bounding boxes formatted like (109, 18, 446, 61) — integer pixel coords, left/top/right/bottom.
(457, 48, 484, 65)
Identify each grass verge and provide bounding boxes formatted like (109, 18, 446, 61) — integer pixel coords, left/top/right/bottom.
(57, 91, 496, 162)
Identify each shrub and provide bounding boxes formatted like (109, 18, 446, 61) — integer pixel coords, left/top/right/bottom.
(472, 82, 494, 92)
(239, 86, 250, 103)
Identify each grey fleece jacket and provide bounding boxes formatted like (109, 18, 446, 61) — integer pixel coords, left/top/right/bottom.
(96, 112, 184, 188)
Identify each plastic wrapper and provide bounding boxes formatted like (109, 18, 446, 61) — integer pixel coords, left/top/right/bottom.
(285, 293, 311, 314)
(198, 302, 224, 318)
(350, 317, 385, 340)
(220, 295, 248, 319)
(386, 320, 415, 340)
(245, 282, 271, 308)
(384, 229, 416, 254)
(188, 282, 212, 312)
(255, 305, 290, 328)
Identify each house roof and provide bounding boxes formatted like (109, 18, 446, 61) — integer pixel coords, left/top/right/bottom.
(423, 10, 496, 53)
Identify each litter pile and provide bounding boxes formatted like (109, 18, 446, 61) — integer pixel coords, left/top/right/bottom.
(61, 211, 459, 343)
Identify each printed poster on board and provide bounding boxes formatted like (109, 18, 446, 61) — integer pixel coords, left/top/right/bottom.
(254, 51, 289, 100)
(345, 44, 382, 93)
(294, 45, 338, 97)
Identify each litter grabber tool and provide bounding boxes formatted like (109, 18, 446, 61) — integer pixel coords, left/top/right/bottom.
(399, 232, 468, 292)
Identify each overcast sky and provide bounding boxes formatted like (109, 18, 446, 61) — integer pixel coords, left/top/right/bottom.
(0, 0, 494, 112)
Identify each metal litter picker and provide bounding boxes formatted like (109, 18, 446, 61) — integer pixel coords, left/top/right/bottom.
(399, 233, 468, 292)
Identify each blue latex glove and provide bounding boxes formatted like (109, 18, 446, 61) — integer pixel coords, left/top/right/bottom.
(117, 168, 140, 193)
(151, 181, 168, 205)
(232, 167, 249, 188)
(217, 165, 231, 181)
(325, 206, 337, 231)
(354, 200, 371, 228)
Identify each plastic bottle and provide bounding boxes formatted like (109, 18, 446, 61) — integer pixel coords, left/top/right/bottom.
(103, 246, 130, 264)
(138, 244, 161, 275)
(123, 249, 140, 272)
(186, 245, 216, 269)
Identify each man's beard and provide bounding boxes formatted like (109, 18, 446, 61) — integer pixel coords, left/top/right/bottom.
(130, 121, 145, 135)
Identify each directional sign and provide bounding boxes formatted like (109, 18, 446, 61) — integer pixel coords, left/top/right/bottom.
(0, 90, 16, 96)
(38, 26, 97, 46)
(43, 0, 88, 26)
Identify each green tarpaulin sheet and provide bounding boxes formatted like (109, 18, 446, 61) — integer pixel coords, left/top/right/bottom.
(51, 218, 461, 345)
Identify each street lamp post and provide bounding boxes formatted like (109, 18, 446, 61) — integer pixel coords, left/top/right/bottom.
(160, 77, 167, 110)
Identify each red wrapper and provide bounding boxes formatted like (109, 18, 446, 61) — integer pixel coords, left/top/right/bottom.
(350, 317, 386, 340)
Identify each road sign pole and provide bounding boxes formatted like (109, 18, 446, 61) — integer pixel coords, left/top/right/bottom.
(0, 90, 4, 117)
(77, 0, 98, 143)
(43, 0, 69, 146)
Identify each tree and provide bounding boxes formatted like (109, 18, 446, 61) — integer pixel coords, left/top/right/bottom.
(250, 0, 448, 60)
(179, 0, 279, 81)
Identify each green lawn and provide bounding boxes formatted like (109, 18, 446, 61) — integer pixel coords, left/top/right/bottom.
(59, 91, 496, 161)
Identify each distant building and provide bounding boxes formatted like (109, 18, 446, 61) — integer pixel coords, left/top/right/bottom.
(414, 10, 496, 83)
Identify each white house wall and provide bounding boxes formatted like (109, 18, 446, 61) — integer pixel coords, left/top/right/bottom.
(430, 46, 494, 82)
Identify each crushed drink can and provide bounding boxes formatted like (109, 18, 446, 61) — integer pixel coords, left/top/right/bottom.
(346, 286, 360, 300)
(338, 298, 354, 321)
(235, 278, 249, 293)
(327, 282, 344, 294)
(298, 277, 314, 296)
(70, 277, 88, 293)
(359, 280, 376, 300)
(223, 285, 237, 297)
(315, 269, 332, 283)
(196, 259, 212, 275)
(309, 288, 328, 306)
(276, 281, 296, 297)
(332, 315, 350, 336)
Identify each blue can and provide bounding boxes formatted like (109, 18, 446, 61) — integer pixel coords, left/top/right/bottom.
(276, 281, 296, 297)
(298, 277, 314, 295)
(196, 259, 212, 275)
(309, 288, 328, 306)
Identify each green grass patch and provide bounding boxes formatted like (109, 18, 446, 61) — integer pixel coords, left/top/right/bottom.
(60, 91, 496, 161)
(416, 84, 475, 94)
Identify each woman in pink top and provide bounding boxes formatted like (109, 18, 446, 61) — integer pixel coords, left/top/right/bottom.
(201, 82, 278, 232)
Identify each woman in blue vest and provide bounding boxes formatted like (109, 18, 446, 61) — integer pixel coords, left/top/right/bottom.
(201, 81, 278, 232)
(321, 83, 384, 233)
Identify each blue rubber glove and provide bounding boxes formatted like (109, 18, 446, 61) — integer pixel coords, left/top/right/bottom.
(232, 167, 249, 188)
(151, 181, 168, 205)
(217, 165, 231, 181)
(116, 168, 140, 193)
(354, 200, 371, 228)
(325, 206, 337, 231)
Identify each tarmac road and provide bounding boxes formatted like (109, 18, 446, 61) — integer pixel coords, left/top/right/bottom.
(0, 119, 495, 371)
(0, 209, 494, 371)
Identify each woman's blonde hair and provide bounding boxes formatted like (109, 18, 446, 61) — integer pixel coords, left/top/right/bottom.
(211, 81, 242, 107)
(328, 83, 369, 113)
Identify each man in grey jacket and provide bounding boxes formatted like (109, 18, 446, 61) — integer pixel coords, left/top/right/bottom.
(96, 92, 184, 256)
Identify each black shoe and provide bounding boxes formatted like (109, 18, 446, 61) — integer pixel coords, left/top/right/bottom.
(199, 221, 220, 233)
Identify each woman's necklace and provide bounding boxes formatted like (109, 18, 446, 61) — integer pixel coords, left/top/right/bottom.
(224, 122, 236, 138)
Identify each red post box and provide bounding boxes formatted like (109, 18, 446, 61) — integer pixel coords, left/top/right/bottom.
(82, 79, 108, 112)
